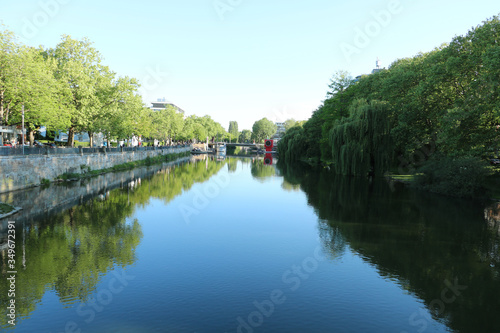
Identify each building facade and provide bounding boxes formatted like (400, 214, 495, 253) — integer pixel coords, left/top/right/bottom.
(149, 98, 185, 115)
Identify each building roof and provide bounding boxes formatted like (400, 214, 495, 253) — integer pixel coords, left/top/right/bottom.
(150, 101, 185, 114)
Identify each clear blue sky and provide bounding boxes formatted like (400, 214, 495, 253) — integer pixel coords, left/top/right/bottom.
(1, 0, 498, 131)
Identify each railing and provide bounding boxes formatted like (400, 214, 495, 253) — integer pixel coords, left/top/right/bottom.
(0, 145, 191, 157)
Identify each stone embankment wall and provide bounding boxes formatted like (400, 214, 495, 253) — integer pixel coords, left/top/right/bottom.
(0, 146, 191, 193)
(0, 157, 191, 249)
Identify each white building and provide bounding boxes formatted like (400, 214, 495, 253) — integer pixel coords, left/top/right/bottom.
(275, 122, 286, 137)
(0, 125, 25, 146)
(355, 58, 385, 81)
(149, 98, 185, 115)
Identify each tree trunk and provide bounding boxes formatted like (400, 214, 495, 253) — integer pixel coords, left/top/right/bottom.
(88, 131, 93, 148)
(0, 90, 4, 125)
(67, 127, 75, 147)
(5, 101, 10, 124)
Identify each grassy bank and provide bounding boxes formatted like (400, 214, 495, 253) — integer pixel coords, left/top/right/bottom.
(0, 203, 15, 215)
(385, 164, 500, 200)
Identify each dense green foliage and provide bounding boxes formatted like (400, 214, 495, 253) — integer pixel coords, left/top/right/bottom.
(0, 203, 14, 214)
(228, 121, 239, 142)
(0, 32, 228, 146)
(1, 29, 306, 147)
(238, 129, 252, 143)
(279, 15, 500, 196)
(252, 118, 277, 143)
(413, 155, 490, 198)
(330, 99, 393, 176)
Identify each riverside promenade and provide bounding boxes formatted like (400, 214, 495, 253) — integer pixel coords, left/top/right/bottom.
(0, 145, 192, 193)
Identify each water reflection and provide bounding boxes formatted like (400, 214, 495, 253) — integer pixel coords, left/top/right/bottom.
(278, 161, 500, 333)
(0, 195, 143, 329)
(251, 157, 278, 182)
(485, 202, 500, 236)
(0, 157, 228, 329)
(3, 156, 499, 332)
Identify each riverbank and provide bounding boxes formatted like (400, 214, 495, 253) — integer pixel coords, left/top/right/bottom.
(0, 155, 193, 227)
(0, 203, 21, 219)
(0, 145, 192, 193)
(383, 176, 500, 203)
(55, 151, 190, 182)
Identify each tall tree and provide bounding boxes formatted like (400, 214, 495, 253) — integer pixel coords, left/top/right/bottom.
(0, 29, 20, 126)
(238, 129, 252, 143)
(0, 30, 71, 143)
(151, 106, 184, 144)
(252, 118, 277, 143)
(8, 46, 71, 144)
(98, 77, 148, 145)
(47, 35, 108, 147)
(329, 99, 393, 176)
(327, 70, 354, 97)
(228, 121, 238, 142)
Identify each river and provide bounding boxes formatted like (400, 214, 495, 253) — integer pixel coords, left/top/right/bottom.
(1, 156, 499, 333)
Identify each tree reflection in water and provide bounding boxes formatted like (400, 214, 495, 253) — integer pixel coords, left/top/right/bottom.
(0, 157, 227, 329)
(278, 160, 500, 333)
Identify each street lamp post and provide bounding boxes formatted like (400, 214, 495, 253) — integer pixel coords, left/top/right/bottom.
(22, 105, 25, 155)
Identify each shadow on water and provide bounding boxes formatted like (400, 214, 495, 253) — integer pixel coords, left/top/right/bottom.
(0, 156, 228, 329)
(278, 161, 500, 333)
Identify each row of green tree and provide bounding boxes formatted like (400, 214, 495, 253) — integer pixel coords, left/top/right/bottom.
(229, 118, 305, 143)
(0, 29, 301, 147)
(278, 15, 500, 197)
(0, 30, 234, 146)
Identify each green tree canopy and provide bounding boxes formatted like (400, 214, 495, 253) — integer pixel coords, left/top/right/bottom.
(279, 14, 500, 182)
(252, 118, 277, 143)
(238, 129, 252, 143)
(228, 121, 239, 141)
(327, 70, 354, 97)
(46, 35, 110, 146)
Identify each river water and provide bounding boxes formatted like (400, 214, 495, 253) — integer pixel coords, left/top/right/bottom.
(1, 156, 499, 333)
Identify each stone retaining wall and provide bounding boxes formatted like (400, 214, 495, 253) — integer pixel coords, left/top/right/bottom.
(0, 146, 191, 193)
(0, 157, 192, 249)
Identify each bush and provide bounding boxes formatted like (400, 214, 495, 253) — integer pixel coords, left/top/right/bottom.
(0, 203, 15, 214)
(413, 155, 491, 198)
(75, 141, 90, 147)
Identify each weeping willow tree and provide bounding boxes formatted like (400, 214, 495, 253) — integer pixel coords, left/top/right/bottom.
(277, 126, 306, 163)
(330, 99, 393, 176)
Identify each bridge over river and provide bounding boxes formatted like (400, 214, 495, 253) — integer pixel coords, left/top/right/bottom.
(193, 142, 265, 150)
